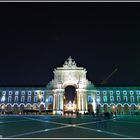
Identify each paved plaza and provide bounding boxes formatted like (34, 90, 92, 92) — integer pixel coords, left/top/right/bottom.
(0, 114, 140, 138)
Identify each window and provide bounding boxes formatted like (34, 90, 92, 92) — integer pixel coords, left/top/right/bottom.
(103, 91, 107, 95)
(49, 96, 53, 103)
(110, 91, 113, 95)
(8, 96, 12, 103)
(137, 96, 140, 102)
(117, 96, 121, 102)
(41, 97, 44, 102)
(1, 95, 6, 102)
(103, 96, 107, 102)
(96, 96, 100, 102)
(28, 91, 31, 95)
(41, 91, 44, 95)
(116, 91, 120, 95)
(15, 91, 19, 95)
(34, 92, 37, 96)
(88, 96, 92, 102)
(27, 96, 31, 102)
(123, 91, 127, 95)
(130, 91, 134, 95)
(21, 96, 25, 102)
(2, 91, 6, 95)
(123, 96, 127, 102)
(110, 96, 114, 102)
(34, 96, 37, 103)
(21, 91, 25, 95)
(96, 91, 100, 95)
(136, 91, 140, 95)
(14, 96, 18, 102)
(9, 91, 12, 95)
(130, 96, 134, 102)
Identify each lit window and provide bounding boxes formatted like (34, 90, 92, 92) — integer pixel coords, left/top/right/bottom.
(96, 96, 100, 102)
(41, 97, 44, 102)
(9, 91, 12, 95)
(96, 91, 100, 95)
(88, 96, 92, 102)
(21, 96, 25, 102)
(14, 96, 18, 102)
(117, 96, 121, 102)
(137, 96, 140, 102)
(2, 91, 6, 95)
(116, 91, 120, 95)
(15, 91, 19, 95)
(21, 91, 25, 95)
(130, 96, 134, 102)
(8, 96, 12, 103)
(1, 95, 6, 102)
(34, 92, 37, 96)
(34, 96, 37, 102)
(123, 96, 127, 102)
(103, 96, 107, 102)
(110, 96, 114, 102)
(136, 91, 140, 95)
(27, 96, 31, 102)
(123, 91, 127, 95)
(103, 91, 107, 95)
(130, 91, 134, 95)
(110, 91, 113, 95)
(28, 91, 31, 95)
(49, 96, 53, 103)
(41, 91, 44, 95)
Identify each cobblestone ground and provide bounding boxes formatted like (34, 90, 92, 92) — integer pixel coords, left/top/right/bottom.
(0, 114, 140, 138)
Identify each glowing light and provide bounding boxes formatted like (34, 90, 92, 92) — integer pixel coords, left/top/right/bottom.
(37, 91, 42, 100)
(1, 105, 5, 110)
(46, 99, 48, 102)
(97, 98, 100, 102)
(112, 105, 115, 109)
(1, 96, 5, 102)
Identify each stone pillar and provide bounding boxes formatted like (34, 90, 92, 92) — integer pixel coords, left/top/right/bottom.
(53, 93, 57, 115)
(77, 92, 81, 112)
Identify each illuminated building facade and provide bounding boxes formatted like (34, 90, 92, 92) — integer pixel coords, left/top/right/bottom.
(0, 56, 140, 115)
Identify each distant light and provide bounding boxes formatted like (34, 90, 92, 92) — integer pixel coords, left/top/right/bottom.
(46, 99, 49, 102)
(97, 98, 100, 102)
(1, 105, 5, 110)
(1, 96, 5, 102)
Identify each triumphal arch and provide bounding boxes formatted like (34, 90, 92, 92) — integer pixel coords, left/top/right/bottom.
(46, 56, 96, 115)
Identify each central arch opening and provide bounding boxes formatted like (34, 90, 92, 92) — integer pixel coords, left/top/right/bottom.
(64, 85, 77, 113)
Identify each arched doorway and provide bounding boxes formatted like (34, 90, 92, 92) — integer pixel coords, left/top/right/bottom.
(130, 104, 136, 115)
(20, 104, 25, 112)
(110, 104, 116, 113)
(7, 104, 12, 112)
(13, 104, 18, 114)
(103, 104, 108, 113)
(64, 85, 77, 113)
(96, 104, 102, 113)
(88, 104, 93, 113)
(124, 104, 129, 114)
(117, 104, 122, 114)
(40, 104, 45, 111)
(33, 104, 38, 110)
(48, 104, 53, 110)
(26, 104, 31, 110)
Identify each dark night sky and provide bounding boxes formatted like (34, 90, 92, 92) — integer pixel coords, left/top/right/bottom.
(0, 2, 140, 86)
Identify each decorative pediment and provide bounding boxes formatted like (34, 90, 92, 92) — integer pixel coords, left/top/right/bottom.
(63, 56, 77, 69)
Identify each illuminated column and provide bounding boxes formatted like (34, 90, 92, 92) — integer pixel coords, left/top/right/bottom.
(59, 93, 64, 111)
(93, 94, 96, 113)
(85, 93, 88, 112)
(76, 91, 81, 112)
(53, 93, 57, 114)
(81, 93, 84, 111)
